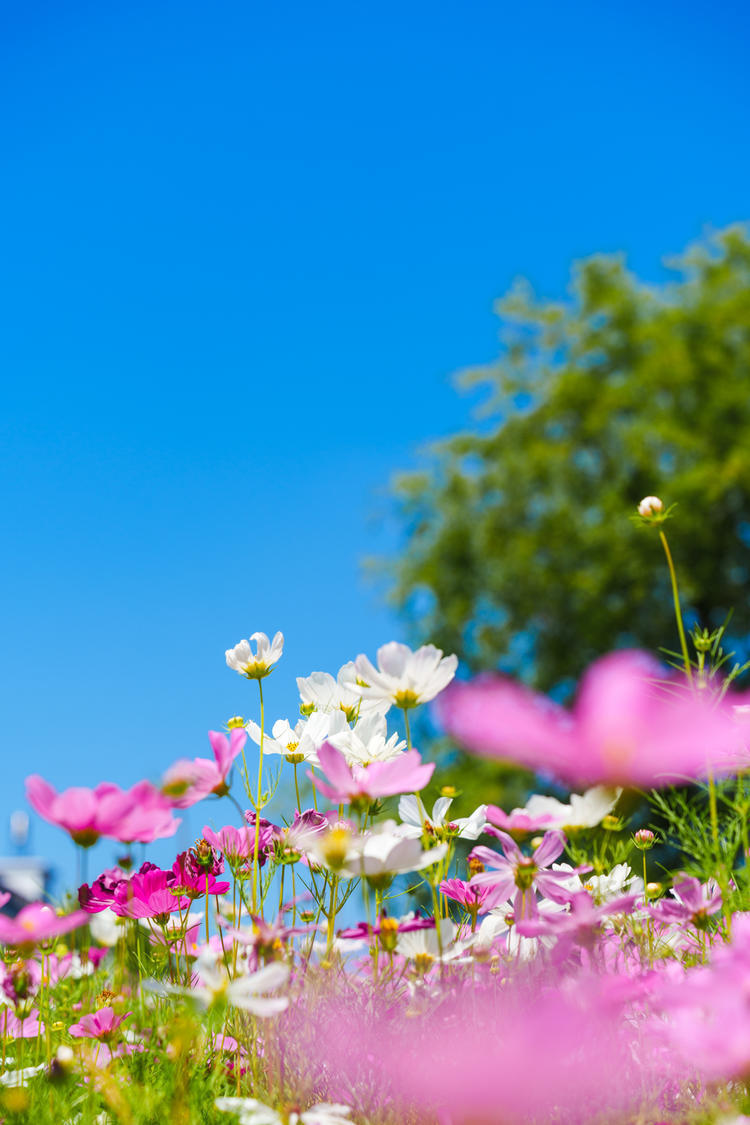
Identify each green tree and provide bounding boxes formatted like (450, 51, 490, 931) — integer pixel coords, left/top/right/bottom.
(386, 224, 750, 695)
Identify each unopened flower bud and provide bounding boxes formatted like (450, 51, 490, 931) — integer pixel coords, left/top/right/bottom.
(601, 814, 623, 832)
(226, 716, 245, 730)
(440, 785, 458, 799)
(646, 881, 663, 897)
(633, 828, 656, 850)
(637, 495, 663, 518)
(378, 917, 400, 953)
(299, 702, 316, 717)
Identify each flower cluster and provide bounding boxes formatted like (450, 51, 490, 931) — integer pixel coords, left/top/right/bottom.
(9, 574, 750, 1125)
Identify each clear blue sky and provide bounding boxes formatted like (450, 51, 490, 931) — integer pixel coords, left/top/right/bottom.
(2, 0, 749, 889)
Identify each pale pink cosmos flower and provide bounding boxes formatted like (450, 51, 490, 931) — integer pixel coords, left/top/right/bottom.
(162, 728, 247, 808)
(516, 889, 640, 948)
(485, 805, 555, 836)
(649, 875, 722, 929)
(310, 742, 434, 807)
(0, 1009, 44, 1039)
(25, 776, 179, 846)
(436, 650, 743, 787)
(0, 903, 88, 948)
(470, 830, 575, 919)
(202, 824, 255, 863)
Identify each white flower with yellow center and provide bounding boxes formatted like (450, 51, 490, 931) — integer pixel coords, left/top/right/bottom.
(326, 711, 406, 767)
(522, 786, 620, 830)
(297, 662, 389, 720)
(398, 795, 487, 841)
(225, 632, 284, 680)
(353, 642, 458, 711)
(245, 711, 331, 765)
(339, 821, 447, 883)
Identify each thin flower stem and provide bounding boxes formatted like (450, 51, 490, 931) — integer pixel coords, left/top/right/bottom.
(658, 530, 693, 684)
(326, 875, 339, 956)
(293, 763, 302, 813)
(252, 678, 265, 915)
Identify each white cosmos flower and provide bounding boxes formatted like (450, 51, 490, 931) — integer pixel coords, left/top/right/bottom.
(225, 632, 284, 680)
(397, 917, 474, 963)
(583, 863, 644, 904)
(523, 786, 620, 830)
(89, 907, 125, 948)
(186, 950, 289, 1016)
(245, 711, 331, 765)
(339, 821, 447, 881)
(297, 662, 389, 719)
(215, 1098, 355, 1125)
(327, 711, 406, 766)
(0, 1063, 45, 1087)
(353, 642, 458, 711)
(398, 795, 487, 841)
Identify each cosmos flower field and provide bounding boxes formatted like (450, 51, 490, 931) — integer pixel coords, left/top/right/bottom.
(6, 502, 750, 1124)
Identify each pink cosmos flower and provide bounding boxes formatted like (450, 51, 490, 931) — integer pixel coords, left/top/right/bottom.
(111, 867, 191, 920)
(0, 1009, 44, 1039)
(310, 743, 435, 806)
(171, 851, 230, 898)
(517, 889, 640, 947)
(470, 830, 575, 919)
(485, 805, 555, 836)
(69, 1006, 135, 1067)
(202, 824, 255, 863)
(162, 729, 247, 808)
(436, 650, 743, 787)
(439, 878, 496, 917)
(649, 876, 722, 929)
(68, 1005, 130, 1042)
(113, 782, 181, 844)
(26, 776, 179, 846)
(0, 903, 88, 948)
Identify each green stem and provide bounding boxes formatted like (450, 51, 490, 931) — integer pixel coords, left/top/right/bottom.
(252, 678, 265, 915)
(658, 529, 693, 684)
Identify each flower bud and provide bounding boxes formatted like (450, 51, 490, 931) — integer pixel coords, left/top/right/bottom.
(637, 495, 663, 518)
(226, 715, 245, 730)
(633, 828, 656, 850)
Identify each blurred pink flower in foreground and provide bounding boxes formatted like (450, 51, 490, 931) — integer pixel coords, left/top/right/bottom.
(0, 903, 87, 948)
(436, 650, 743, 786)
(26, 776, 179, 846)
(0, 1009, 44, 1039)
(310, 742, 434, 806)
(162, 728, 248, 808)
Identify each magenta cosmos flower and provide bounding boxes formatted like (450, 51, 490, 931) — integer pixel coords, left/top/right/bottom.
(310, 742, 435, 807)
(26, 776, 179, 846)
(111, 867, 191, 920)
(162, 729, 248, 809)
(0, 903, 88, 949)
(436, 650, 742, 787)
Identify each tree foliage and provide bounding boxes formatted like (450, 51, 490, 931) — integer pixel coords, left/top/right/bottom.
(386, 225, 750, 693)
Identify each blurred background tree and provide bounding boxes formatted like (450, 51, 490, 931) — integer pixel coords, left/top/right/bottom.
(381, 224, 750, 811)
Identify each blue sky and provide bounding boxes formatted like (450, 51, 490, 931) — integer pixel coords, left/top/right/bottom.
(2, 0, 749, 889)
